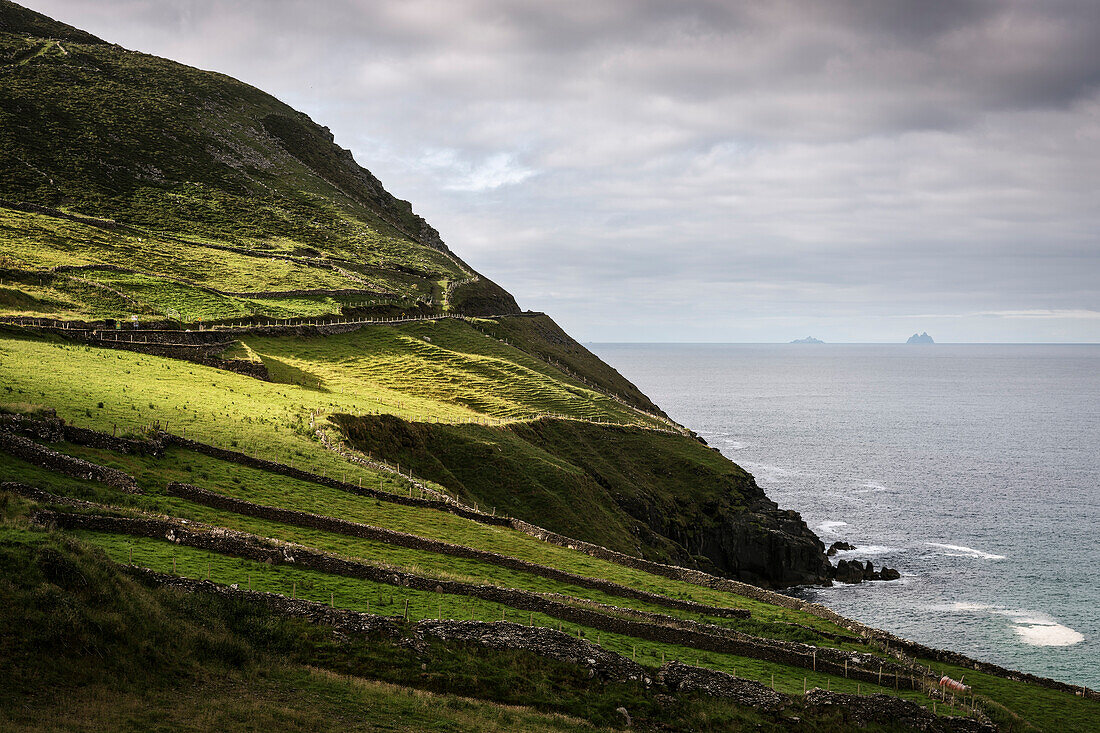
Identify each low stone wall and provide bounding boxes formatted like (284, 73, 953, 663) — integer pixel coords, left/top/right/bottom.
(2, 311, 540, 337)
(802, 689, 993, 733)
(0, 198, 117, 229)
(656, 661, 788, 712)
(130, 567, 988, 731)
(218, 288, 386, 299)
(46, 332, 270, 381)
(0, 433, 140, 492)
(127, 566, 403, 636)
(160, 434, 511, 526)
(0, 414, 161, 455)
(1, 481, 97, 508)
(166, 481, 750, 620)
(39, 510, 926, 688)
(417, 619, 652, 685)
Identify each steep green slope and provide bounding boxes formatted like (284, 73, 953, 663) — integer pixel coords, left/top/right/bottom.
(0, 0, 518, 319)
(475, 314, 668, 416)
(332, 414, 829, 585)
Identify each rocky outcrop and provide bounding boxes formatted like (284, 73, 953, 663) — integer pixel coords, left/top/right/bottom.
(802, 689, 993, 733)
(693, 498, 832, 587)
(657, 661, 786, 711)
(829, 559, 901, 584)
(827, 541, 855, 556)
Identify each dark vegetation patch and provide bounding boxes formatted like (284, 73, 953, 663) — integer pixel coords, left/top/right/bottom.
(332, 413, 758, 568)
(448, 275, 522, 316)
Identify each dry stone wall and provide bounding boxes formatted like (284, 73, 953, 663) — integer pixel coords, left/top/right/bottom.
(802, 689, 994, 733)
(0, 414, 162, 455)
(161, 434, 511, 526)
(128, 567, 990, 732)
(166, 481, 749, 619)
(217, 287, 385, 299)
(0, 432, 140, 492)
(36, 510, 924, 687)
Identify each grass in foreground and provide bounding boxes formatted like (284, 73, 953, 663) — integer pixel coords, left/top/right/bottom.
(0, 506, 928, 731)
(74, 527, 954, 709)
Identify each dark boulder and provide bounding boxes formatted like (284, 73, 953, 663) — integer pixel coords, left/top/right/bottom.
(827, 541, 855, 556)
(832, 559, 865, 584)
(879, 566, 901, 581)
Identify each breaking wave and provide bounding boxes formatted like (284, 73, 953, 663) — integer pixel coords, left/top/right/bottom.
(944, 604, 1084, 647)
(926, 542, 1006, 560)
(816, 520, 848, 535)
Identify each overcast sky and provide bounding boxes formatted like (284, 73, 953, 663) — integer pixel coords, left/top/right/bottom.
(26, 0, 1100, 342)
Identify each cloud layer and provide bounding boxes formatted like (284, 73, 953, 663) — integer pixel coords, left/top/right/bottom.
(25, 0, 1100, 341)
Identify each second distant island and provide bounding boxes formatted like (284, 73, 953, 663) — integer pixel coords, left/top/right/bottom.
(906, 332, 935, 344)
(790, 336, 825, 344)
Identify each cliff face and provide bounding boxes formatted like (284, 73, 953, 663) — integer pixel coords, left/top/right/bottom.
(691, 500, 831, 587)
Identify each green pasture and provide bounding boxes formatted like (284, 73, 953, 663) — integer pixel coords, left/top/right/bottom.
(239, 320, 659, 425)
(0, 443, 866, 640)
(76, 528, 963, 712)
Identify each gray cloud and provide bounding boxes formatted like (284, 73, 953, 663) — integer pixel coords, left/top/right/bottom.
(22, 0, 1100, 341)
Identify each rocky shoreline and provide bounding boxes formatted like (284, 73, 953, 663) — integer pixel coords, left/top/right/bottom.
(826, 541, 901, 584)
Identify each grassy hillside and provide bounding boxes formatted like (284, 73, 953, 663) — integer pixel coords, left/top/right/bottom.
(0, 0, 518, 319)
(2, 2, 1096, 730)
(330, 413, 830, 585)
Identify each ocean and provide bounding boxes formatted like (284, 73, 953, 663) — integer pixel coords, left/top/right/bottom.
(589, 343, 1100, 688)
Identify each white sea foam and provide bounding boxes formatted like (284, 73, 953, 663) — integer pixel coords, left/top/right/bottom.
(992, 611, 1086, 647)
(856, 482, 890, 493)
(833, 544, 897, 557)
(926, 542, 1006, 560)
(722, 439, 746, 450)
(949, 601, 992, 612)
(943, 604, 1084, 646)
(1012, 623, 1084, 647)
(817, 520, 848, 535)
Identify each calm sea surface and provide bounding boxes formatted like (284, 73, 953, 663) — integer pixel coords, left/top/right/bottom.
(589, 343, 1100, 688)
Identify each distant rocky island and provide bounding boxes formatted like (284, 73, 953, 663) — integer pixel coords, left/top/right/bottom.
(906, 332, 934, 344)
(790, 336, 825, 344)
